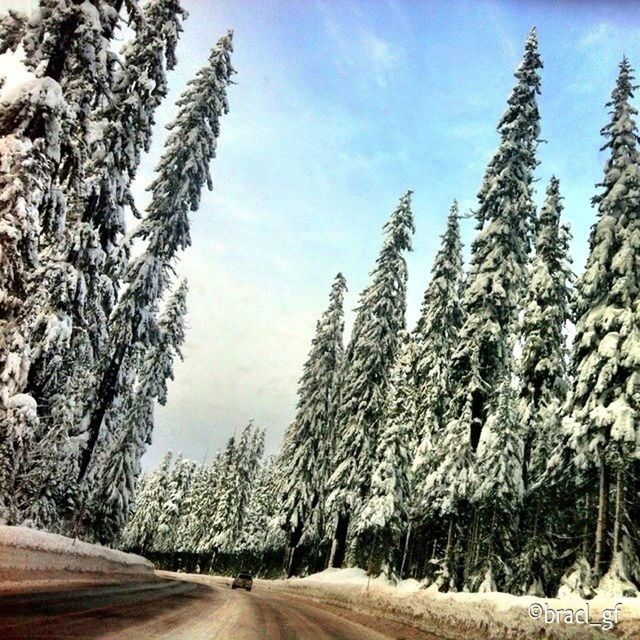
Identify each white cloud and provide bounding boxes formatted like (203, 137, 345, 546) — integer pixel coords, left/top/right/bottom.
(317, 0, 403, 89)
(580, 22, 612, 47)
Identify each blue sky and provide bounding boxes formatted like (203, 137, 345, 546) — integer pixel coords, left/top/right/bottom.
(3, 0, 638, 466)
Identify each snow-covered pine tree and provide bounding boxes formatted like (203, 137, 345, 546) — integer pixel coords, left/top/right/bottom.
(352, 331, 416, 576)
(26, 0, 188, 458)
(82, 280, 188, 544)
(454, 24, 541, 453)
(154, 454, 196, 552)
(411, 202, 464, 534)
(277, 272, 346, 577)
(471, 371, 524, 591)
(239, 457, 284, 558)
(196, 437, 235, 554)
(519, 177, 572, 488)
(226, 423, 265, 548)
(564, 58, 640, 584)
(195, 423, 264, 555)
(426, 29, 542, 589)
(0, 81, 62, 522)
(511, 177, 572, 595)
(122, 450, 173, 552)
(413, 201, 464, 395)
(175, 462, 210, 553)
(76, 31, 235, 487)
(326, 190, 414, 568)
(0, 0, 119, 521)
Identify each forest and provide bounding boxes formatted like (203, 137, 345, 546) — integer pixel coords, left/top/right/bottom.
(1, 1, 639, 600)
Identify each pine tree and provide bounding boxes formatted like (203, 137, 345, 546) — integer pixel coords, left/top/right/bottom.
(453, 26, 541, 452)
(154, 455, 196, 552)
(26, 0, 187, 455)
(425, 29, 542, 588)
(197, 436, 235, 553)
(82, 280, 189, 543)
(76, 31, 235, 488)
(564, 58, 640, 584)
(353, 332, 416, 576)
(122, 451, 174, 552)
(194, 422, 264, 554)
(326, 190, 414, 568)
(510, 177, 572, 596)
(239, 457, 283, 557)
(412, 202, 464, 527)
(520, 177, 572, 487)
(277, 273, 346, 576)
(472, 373, 524, 590)
(0, 0, 120, 521)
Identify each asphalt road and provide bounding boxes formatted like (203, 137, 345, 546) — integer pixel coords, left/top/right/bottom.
(0, 576, 437, 639)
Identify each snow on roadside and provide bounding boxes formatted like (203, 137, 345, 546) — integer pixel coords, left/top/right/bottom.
(0, 526, 153, 576)
(268, 568, 640, 639)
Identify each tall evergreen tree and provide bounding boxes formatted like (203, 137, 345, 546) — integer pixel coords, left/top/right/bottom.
(194, 422, 265, 554)
(77, 30, 235, 487)
(472, 372, 524, 591)
(414, 202, 463, 436)
(564, 58, 640, 583)
(0, 0, 121, 522)
(82, 280, 188, 543)
(425, 28, 542, 590)
(26, 0, 187, 456)
(353, 332, 415, 575)
(277, 272, 346, 576)
(176, 462, 211, 552)
(326, 190, 414, 568)
(412, 202, 464, 518)
(512, 176, 572, 595)
(519, 177, 572, 487)
(239, 457, 283, 557)
(122, 450, 173, 552)
(154, 454, 196, 552)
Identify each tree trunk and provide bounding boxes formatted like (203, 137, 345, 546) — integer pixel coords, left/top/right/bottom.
(286, 523, 304, 578)
(328, 512, 349, 568)
(77, 342, 128, 483)
(399, 522, 412, 579)
(594, 460, 610, 579)
(445, 515, 455, 566)
(612, 469, 624, 556)
(582, 493, 591, 557)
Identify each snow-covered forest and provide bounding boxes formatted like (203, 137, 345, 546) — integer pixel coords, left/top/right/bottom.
(0, 1, 234, 543)
(2, 0, 640, 602)
(130, 28, 640, 598)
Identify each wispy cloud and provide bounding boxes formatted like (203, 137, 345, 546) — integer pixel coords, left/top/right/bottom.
(317, 0, 403, 89)
(580, 22, 613, 47)
(483, 1, 518, 66)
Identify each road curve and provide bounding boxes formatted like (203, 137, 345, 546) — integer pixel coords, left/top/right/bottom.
(0, 575, 438, 639)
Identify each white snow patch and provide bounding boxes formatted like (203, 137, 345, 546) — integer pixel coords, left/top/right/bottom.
(270, 567, 640, 639)
(0, 526, 153, 575)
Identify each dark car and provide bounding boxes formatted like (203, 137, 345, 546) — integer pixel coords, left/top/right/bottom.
(231, 572, 253, 591)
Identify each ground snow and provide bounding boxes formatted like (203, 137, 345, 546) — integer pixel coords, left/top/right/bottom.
(0, 526, 153, 575)
(273, 567, 640, 639)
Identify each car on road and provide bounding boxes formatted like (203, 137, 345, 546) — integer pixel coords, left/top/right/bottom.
(231, 572, 253, 591)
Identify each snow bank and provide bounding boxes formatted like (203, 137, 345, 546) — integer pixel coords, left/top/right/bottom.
(269, 568, 640, 639)
(0, 526, 154, 576)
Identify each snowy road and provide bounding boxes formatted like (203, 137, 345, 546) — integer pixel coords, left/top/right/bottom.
(0, 575, 439, 639)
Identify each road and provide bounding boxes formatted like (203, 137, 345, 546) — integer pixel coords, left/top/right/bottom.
(0, 575, 438, 639)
